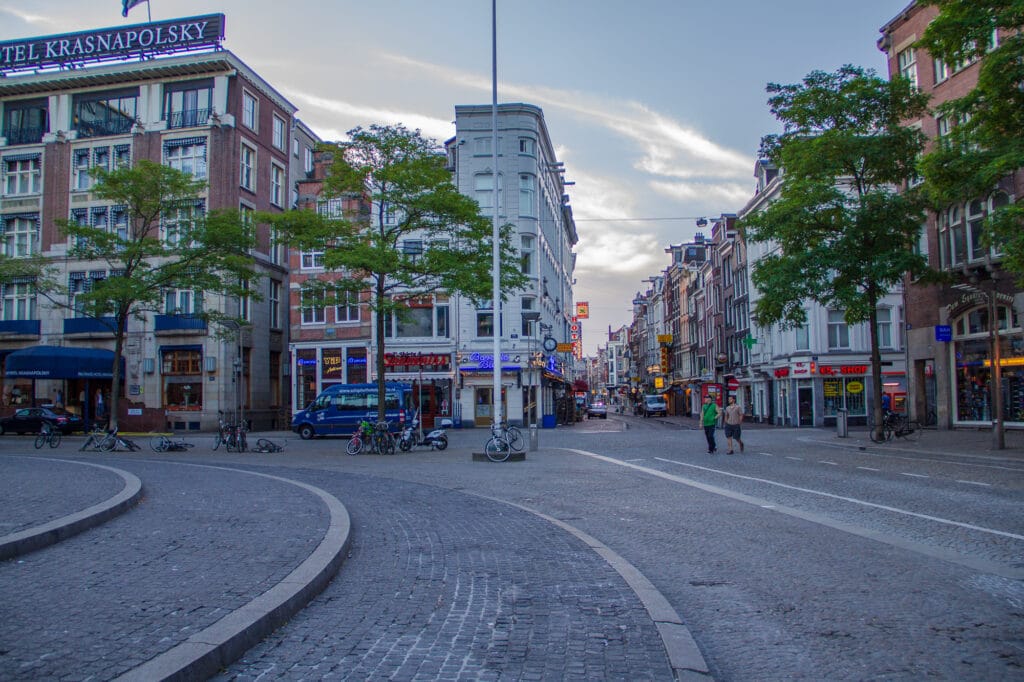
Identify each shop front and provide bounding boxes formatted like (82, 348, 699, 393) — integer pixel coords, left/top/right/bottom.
(293, 344, 369, 412)
(383, 351, 454, 428)
(950, 302, 1024, 426)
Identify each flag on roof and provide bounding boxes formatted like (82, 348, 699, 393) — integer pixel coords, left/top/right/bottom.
(122, 0, 146, 18)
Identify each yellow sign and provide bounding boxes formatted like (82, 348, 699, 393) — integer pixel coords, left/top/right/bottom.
(654, 377, 664, 389)
(556, 343, 574, 353)
(575, 302, 589, 319)
(657, 334, 673, 344)
(846, 380, 864, 394)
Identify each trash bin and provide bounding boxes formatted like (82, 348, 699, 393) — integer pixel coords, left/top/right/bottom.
(529, 423, 539, 451)
(837, 408, 848, 438)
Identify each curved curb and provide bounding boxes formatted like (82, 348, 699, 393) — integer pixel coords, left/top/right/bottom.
(475, 493, 712, 681)
(115, 464, 351, 682)
(0, 458, 143, 561)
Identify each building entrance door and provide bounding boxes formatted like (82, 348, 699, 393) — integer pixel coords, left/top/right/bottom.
(798, 386, 814, 426)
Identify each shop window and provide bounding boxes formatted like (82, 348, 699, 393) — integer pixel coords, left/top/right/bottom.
(162, 349, 202, 410)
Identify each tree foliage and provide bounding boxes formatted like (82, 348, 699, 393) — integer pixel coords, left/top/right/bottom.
(917, 0, 1024, 280)
(267, 124, 527, 421)
(48, 159, 257, 430)
(740, 65, 933, 435)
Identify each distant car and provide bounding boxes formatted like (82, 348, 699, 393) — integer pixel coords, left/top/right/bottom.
(0, 407, 84, 435)
(642, 395, 668, 418)
(586, 402, 608, 419)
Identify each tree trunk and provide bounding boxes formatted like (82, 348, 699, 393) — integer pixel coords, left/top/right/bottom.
(867, 288, 884, 442)
(109, 308, 129, 433)
(375, 275, 387, 424)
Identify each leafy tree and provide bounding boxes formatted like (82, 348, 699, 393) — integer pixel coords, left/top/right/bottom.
(917, 0, 1024, 280)
(47, 159, 256, 430)
(268, 124, 527, 422)
(740, 66, 933, 437)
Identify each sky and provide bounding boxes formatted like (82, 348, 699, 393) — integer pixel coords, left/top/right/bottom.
(0, 0, 909, 355)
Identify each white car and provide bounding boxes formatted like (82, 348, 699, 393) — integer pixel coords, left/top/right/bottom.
(642, 395, 667, 417)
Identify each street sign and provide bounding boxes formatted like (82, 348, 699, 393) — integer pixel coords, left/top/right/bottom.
(726, 376, 740, 391)
(556, 343, 574, 352)
(935, 325, 952, 342)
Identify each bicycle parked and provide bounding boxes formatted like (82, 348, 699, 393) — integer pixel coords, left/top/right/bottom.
(150, 434, 194, 452)
(252, 438, 285, 453)
(484, 421, 523, 462)
(34, 422, 61, 449)
(346, 420, 373, 455)
(213, 414, 248, 452)
(869, 411, 921, 443)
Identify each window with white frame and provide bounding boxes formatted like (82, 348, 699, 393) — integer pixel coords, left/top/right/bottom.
(270, 163, 284, 207)
(93, 147, 109, 175)
(163, 202, 203, 247)
(898, 47, 918, 89)
(73, 148, 92, 190)
(475, 173, 503, 210)
(3, 155, 41, 196)
(318, 198, 344, 218)
(2, 216, 38, 258)
(335, 290, 360, 323)
(520, 235, 534, 275)
(269, 279, 281, 328)
(111, 206, 128, 241)
(301, 289, 326, 324)
(519, 174, 536, 217)
(304, 146, 314, 174)
(164, 288, 202, 315)
(382, 298, 447, 338)
(474, 137, 492, 155)
(518, 137, 535, 155)
(164, 138, 207, 179)
(827, 310, 850, 349)
(240, 143, 256, 191)
(272, 115, 286, 150)
(301, 248, 324, 269)
(239, 279, 250, 322)
(876, 308, 893, 349)
(242, 90, 258, 131)
(934, 58, 949, 84)
(2, 281, 35, 320)
(114, 144, 131, 169)
(269, 226, 283, 265)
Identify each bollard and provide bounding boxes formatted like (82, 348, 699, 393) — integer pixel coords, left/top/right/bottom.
(529, 423, 538, 451)
(837, 408, 848, 438)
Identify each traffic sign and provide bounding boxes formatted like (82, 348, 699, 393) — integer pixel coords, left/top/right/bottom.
(726, 376, 740, 391)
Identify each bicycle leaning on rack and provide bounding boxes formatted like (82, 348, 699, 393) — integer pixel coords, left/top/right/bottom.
(34, 422, 61, 449)
(213, 413, 248, 452)
(869, 411, 921, 443)
(483, 421, 524, 462)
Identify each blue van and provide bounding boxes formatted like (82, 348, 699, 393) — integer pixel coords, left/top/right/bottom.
(292, 382, 413, 439)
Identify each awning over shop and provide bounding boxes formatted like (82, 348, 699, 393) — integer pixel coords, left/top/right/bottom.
(4, 345, 121, 379)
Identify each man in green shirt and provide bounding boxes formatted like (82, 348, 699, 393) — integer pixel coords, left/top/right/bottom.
(701, 395, 720, 454)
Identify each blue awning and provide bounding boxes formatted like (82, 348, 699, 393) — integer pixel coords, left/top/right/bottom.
(5, 346, 122, 379)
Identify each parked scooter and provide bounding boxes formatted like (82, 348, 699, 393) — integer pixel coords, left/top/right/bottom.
(397, 419, 449, 451)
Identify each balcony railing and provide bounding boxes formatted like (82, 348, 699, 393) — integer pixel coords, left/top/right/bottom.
(0, 319, 41, 335)
(3, 126, 46, 145)
(155, 314, 207, 332)
(76, 118, 135, 138)
(166, 109, 210, 130)
(64, 317, 117, 335)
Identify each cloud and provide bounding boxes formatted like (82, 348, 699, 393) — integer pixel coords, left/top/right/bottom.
(379, 52, 755, 188)
(0, 5, 57, 26)
(649, 180, 753, 205)
(279, 87, 454, 143)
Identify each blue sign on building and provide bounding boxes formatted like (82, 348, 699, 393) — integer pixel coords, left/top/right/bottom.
(935, 325, 952, 342)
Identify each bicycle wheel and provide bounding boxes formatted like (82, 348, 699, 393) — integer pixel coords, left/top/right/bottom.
(34, 432, 46, 449)
(346, 435, 363, 455)
(213, 433, 222, 451)
(151, 435, 169, 452)
(238, 431, 248, 452)
(48, 431, 62, 448)
(868, 419, 890, 443)
(506, 426, 523, 452)
(100, 435, 116, 452)
(898, 421, 921, 442)
(383, 432, 396, 455)
(484, 436, 510, 462)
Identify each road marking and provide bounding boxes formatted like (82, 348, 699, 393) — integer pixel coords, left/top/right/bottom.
(901, 472, 929, 478)
(819, 461, 839, 466)
(957, 479, 992, 487)
(857, 466, 881, 471)
(759, 452, 774, 456)
(785, 456, 802, 461)
(561, 448, 1024, 579)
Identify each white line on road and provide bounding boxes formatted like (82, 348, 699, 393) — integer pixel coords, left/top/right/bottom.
(819, 461, 839, 466)
(564, 448, 1024, 542)
(901, 472, 929, 478)
(857, 466, 881, 471)
(786, 456, 802, 461)
(560, 448, 1024, 579)
(957, 480, 993, 487)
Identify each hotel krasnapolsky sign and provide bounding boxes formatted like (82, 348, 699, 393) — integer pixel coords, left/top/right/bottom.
(0, 14, 225, 75)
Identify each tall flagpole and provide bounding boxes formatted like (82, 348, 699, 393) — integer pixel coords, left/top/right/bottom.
(491, 0, 502, 430)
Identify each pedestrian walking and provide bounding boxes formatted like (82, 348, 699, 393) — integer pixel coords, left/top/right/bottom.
(723, 395, 744, 454)
(701, 395, 720, 454)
